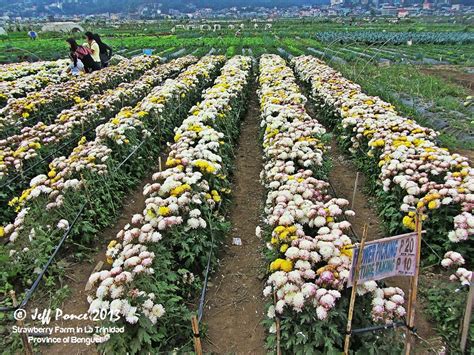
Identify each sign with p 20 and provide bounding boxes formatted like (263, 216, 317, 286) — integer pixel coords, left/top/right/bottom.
(347, 232, 422, 287)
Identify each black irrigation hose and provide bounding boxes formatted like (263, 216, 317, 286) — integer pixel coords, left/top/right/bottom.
(0, 96, 191, 313)
(197, 214, 215, 324)
(351, 321, 407, 335)
(1, 71, 184, 189)
(0, 203, 87, 312)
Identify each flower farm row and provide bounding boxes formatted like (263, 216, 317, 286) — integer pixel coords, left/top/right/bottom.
(292, 55, 472, 283)
(0, 55, 225, 310)
(0, 53, 471, 353)
(86, 55, 251, 352)
(257, 55, 406, 352)
(0, 55, 197, 224)
(0, 59, 69, 82)
(0, 59, 70, 107)
(0, 55, 159, 137)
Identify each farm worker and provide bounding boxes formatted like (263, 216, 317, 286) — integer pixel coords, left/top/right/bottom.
(84, 31, 102, 69)
(65, 53, 85, 76)
(93, 33, 113, 68)
(66, 38, 100, 73)
(28, 31, 37, 40)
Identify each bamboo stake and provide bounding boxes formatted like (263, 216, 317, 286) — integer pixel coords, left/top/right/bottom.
(274, 291, 282, 355)
(460, 280, 474, 353)
(404, 209, 423, 355)
(344, 224, 368, 355)
(10, 291, 33, 355)
(351, 172, 359, 211)
(158, 156, 162, 171)
(191, 315, 202, 355)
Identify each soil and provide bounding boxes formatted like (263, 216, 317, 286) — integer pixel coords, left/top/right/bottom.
(35, 152, 168, 355)
(202, 83, 267, 354)
(420, 66, 474, 95)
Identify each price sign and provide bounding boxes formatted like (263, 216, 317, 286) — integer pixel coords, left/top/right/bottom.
(347, 232, 422, 287)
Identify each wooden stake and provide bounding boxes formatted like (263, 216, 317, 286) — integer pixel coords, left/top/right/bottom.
(351, 172, 360, 211)
(191, 315, 202, 355)
(10, 291, 33, 355)
(158, 156, 162, 171)
(404, 209, 423, 355)
(344, 224, 368, 355)
(460, 280, 474, 353)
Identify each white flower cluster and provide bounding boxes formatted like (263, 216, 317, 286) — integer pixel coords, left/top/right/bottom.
(259, 55, 405, 326)
(0, 56, 197, 179)
(0, 55, 159, 131)
(0, 59, 69, 82)
(371, 287, 406, 324)
(441, 251, 471, 286)
(2, 56, 225, 246)
(0, 59, 70, 104)
(0, 60, 70, 105)
(292, 55, 473, 281)
(87, 56, 251, 326)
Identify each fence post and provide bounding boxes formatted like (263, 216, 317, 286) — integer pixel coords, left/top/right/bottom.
(10, 291, 33, 355)
(404, 208, 423, 355)
(460, 280, 474, 353)
(344, 224, 368, 355)
(191, 315, 202, 355)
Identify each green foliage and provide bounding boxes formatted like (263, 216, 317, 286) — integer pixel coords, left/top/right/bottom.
(419, 278, 473, 354)
(263, 293, 404, 354)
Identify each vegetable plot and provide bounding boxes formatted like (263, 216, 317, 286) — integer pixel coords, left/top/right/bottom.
(292, 55, 472, 282)
(258, 54, 406, 353)
(86, 55, 252, 353)
(315, 31, 474, 45)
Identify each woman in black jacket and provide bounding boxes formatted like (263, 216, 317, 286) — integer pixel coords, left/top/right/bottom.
(93, 34, 113, 68)
(66, 38, 100, 73)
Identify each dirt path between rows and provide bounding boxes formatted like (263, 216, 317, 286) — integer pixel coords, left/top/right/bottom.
(202, 82, 267, 354)
(37, 152, 168, 355)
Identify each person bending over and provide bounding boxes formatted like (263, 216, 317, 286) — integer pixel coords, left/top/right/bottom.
(66, 38, 99, 73)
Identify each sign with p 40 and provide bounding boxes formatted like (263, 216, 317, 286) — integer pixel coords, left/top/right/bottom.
(347, 232, 422, 287)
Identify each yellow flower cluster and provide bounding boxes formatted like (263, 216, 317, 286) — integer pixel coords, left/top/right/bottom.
(402, 211, 428, 230)
(417, 193, 441, 210)
(170, 183, 191, 197)
(106, 240, 118, 264)
(205, 190, 222, 203)
(193, 159, 216, 173)
(8, 187, 33, 211)
(271, 225, 298, 246)
(269, 258, 293, 272)
(158, 206, 171, 216)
